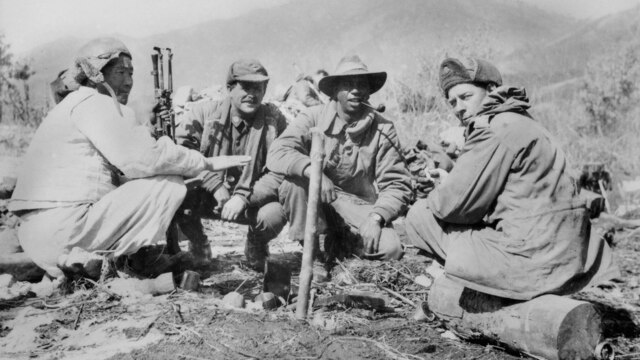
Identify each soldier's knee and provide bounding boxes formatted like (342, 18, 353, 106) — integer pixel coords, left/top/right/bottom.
(254, 202, 287, 235)
(378, 229, 404, 260)
(405, 200, 427, 226)
(405, 199, 430, 244)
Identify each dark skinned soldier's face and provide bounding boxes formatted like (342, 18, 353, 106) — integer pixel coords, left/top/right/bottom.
(335, 76, 370, 119)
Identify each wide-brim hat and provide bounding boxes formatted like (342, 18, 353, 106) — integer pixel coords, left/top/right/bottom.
(318, 55, 387, 97)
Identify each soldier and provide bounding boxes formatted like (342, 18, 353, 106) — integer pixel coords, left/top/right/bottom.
(267, 55, 412, 280)
(8, 37, 249, 279)
(280, 69, 328, 122)
(176, 59, 288, 270)
(404, 57, 619, 299)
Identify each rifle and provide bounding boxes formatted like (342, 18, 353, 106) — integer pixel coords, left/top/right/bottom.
(151, 47, 176, 142)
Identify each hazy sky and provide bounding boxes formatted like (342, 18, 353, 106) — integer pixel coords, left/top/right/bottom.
(1, 0, 639, 54)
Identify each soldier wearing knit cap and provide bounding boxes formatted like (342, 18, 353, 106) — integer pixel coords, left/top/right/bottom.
(439, 57, 502, 96)
(404, 57, 619, 300)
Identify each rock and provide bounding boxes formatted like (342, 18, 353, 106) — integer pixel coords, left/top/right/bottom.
(223, 291, 245, 308)
(414, 275, 433, 288)
(441, 330, 460, 341)
(254, 292, 278, 310)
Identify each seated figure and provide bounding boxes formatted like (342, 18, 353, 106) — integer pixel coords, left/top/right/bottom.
(405, 57, 619, 300)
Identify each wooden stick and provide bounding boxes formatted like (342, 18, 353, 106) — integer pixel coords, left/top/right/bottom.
(379, 285, 415, 307)
(598, 180, 611, 214)
(73, 303, 84, 330)
(296, 128, 324, 320)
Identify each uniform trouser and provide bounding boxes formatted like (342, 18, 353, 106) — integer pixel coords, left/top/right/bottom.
(403, 201, 453, 264)
(180, 172, 287, 246)
(17, 176, 187, 278)
(278, 178, 403, 260)
(404, 199, 620, 299)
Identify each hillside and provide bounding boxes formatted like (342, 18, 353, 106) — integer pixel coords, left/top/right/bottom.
(504, 4, 640, 87)
(21, 0, 573, 113)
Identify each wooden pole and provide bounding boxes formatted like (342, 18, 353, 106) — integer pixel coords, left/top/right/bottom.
(427, 276, 604, 360)
(296, 128, 324, 320)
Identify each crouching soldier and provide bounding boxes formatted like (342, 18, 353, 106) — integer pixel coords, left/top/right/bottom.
(176, 59, 289, 270)
(267, 55, 413, 280)
(405, 57, 619, 300)
(8, 38, 249, 279)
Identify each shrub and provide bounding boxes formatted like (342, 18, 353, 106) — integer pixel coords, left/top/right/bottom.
(580, 41, 640, 136)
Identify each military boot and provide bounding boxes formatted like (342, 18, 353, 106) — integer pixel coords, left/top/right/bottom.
(244, 234, 270, 272)
(176, 210, 212, 262)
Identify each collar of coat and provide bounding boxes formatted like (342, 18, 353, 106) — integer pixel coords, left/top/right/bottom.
(319, 100, 376, 136)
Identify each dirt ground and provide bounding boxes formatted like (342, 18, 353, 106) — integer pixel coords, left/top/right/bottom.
(0, 215, 639, 360)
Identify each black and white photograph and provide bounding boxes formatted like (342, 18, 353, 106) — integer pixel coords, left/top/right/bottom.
(0, 0, 639, 359)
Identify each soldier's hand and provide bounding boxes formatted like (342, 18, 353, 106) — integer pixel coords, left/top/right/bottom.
(428, 168, 449, 184)
(303, 166, 336, 203)
(150, 103, 171, 126)
(206, 155, 251, 172)
(439, 126, 465, 154)
(360, 215, 383, 255)
(414, 176, 436, 198)
(213, 186, 231, 208)
(221, 195, 247, 221)
(320, 174, 337, 203)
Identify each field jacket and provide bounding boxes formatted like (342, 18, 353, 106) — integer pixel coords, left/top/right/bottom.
(10, 86, 208, 212)
(175, 97, 287, 203)
(267, 100, 412, 223)
(427, 86, 618, 299)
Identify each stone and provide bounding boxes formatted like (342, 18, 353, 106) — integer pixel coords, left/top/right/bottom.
(223, 291, 245, 308)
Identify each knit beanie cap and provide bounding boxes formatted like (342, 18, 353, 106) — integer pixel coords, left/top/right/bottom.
(439, 57, 502, 95)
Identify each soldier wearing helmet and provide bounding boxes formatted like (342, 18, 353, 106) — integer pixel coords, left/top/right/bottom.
(9, 37, 250, 280)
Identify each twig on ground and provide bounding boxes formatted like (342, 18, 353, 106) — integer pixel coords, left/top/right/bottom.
(318, 336, 424, 360)
(616, 352, 640, 359)
(137, 313, 162, 340)
(211, 339, 260, 359)
(234, 278, 250, 293)
(73, 303, 84, 330)
(335, 258, 358, 284)
(378, 285, 416, 307)
(178, 355, 212, 360)
(84, 278, 122, 300)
